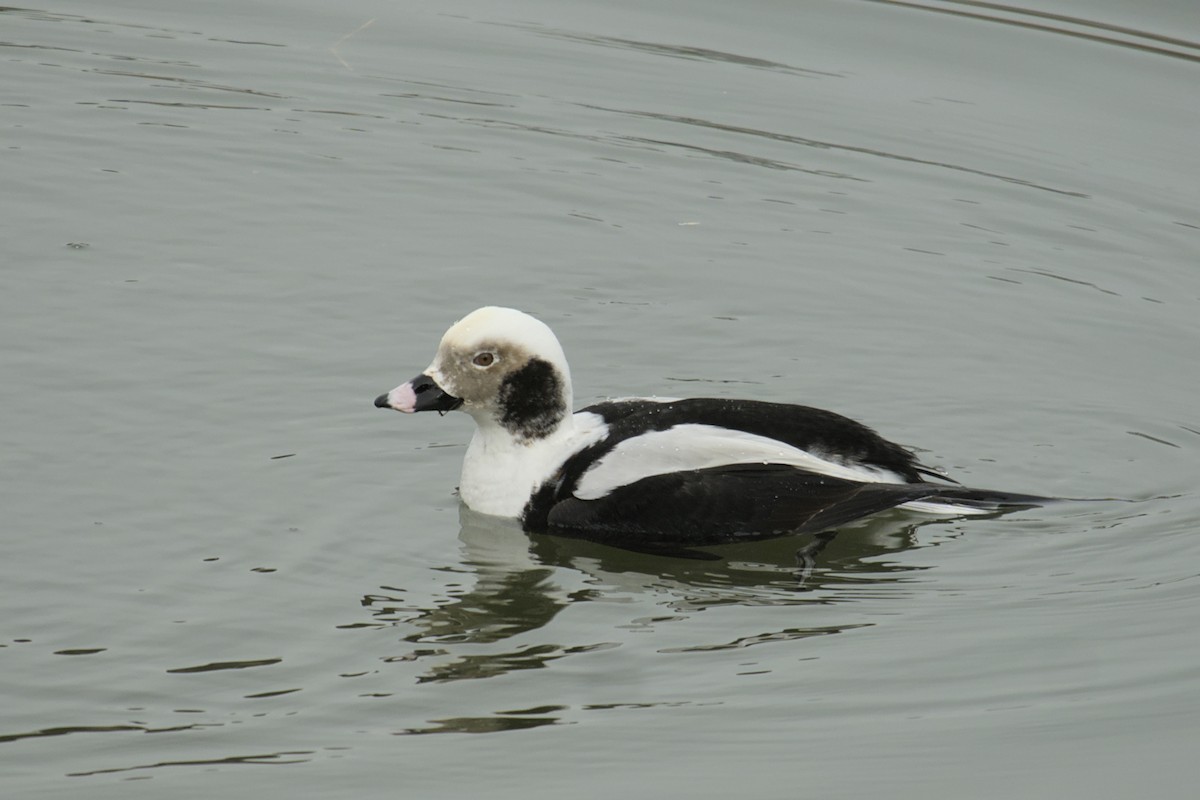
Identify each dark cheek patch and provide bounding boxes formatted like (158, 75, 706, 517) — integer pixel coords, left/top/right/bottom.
(497, 358, 566, 440)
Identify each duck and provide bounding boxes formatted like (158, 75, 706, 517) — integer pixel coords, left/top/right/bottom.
(374, 306, 1048, 553)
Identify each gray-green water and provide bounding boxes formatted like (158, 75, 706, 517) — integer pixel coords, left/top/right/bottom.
(3, 0, 1199, 796)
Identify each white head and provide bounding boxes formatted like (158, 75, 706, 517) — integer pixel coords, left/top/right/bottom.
(375, 307, 574, 441)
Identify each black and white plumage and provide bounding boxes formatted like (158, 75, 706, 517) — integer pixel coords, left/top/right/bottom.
(375, 307, 1047, 551)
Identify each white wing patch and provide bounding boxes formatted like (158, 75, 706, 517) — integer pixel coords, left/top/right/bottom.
(572, 424, 905, 501)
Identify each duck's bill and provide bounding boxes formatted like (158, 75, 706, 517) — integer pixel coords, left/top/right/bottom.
(374, 373, 463, 414)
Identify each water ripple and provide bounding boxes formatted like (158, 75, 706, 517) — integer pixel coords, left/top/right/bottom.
(865, 0, 1200, 63)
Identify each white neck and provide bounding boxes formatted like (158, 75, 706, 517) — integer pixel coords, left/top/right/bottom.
(457, 410, 603, 518)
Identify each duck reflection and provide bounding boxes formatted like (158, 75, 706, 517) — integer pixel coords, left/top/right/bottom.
(361, 505, 959, 685)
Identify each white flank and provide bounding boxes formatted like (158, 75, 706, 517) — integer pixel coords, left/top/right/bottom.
(573, 424, 905, 501)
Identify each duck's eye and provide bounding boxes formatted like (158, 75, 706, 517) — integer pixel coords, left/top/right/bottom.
(472, 352, 496, 368)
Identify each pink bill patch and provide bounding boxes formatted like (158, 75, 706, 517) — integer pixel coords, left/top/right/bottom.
(386, 382, 418, 413)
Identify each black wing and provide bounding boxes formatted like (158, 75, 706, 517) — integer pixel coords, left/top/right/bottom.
(541, 464, 947, 548)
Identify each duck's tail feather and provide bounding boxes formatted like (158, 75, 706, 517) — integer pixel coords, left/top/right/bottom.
(903, 486, 1057, 516)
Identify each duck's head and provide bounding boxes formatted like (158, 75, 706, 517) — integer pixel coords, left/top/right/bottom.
(375, 306, 573, 441)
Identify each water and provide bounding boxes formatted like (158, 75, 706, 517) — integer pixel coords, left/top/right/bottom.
(3, 0, 1199, 796)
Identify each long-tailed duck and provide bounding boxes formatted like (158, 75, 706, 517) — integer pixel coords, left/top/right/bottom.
(375, 307, 1047, 552)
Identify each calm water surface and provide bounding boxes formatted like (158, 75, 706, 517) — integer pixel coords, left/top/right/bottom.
(2, 0, 1199, 797)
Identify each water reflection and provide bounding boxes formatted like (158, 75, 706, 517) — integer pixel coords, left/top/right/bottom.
(398, 714, 561, 735)
(362, 506, 951, 684)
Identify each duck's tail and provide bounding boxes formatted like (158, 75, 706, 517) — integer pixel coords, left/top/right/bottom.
(901, 485, 1058, 516)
